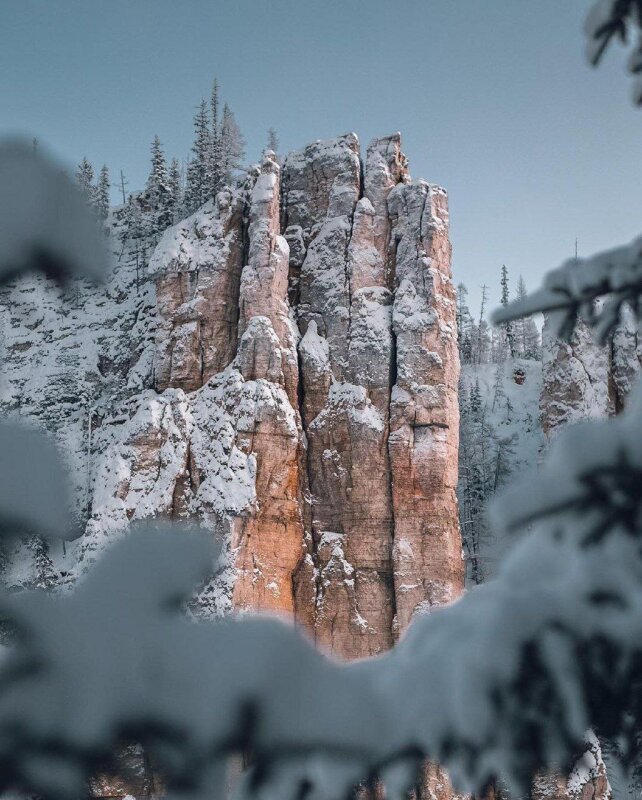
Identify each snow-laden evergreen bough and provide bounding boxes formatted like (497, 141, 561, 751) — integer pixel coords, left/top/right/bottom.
(585, 0, 642, 103)
(3, 6, 642, 795)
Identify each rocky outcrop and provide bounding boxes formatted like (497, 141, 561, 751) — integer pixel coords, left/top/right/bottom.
(539, 307, 632, 800)
(152, 190, 246, 394)
(387, 180, 461, 634)
(230, 153, 305, 615)
(0, 132, 462, 798)
(540, 307, 642, 437)
(530, 733, 610, 800)
(284, 134, 397, 658)
(610, 306, 642, 412)
(540, 316, 611, 437)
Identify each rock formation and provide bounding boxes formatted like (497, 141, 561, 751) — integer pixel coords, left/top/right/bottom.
(0, 133, 462, 797)
(538, 307, 640, 800)
(540, 307, 642, 437)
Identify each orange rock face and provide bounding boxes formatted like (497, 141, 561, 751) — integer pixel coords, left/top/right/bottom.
(230, 153, 305, 615)
(0, 133, 464, 800)
(387, 181, 463, 634)
(153, 190, 247, 393)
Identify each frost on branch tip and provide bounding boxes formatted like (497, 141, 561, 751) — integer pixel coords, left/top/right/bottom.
(0, 139, 109, 285)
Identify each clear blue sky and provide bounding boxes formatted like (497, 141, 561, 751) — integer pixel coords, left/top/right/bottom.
(2, 0, 641, 313)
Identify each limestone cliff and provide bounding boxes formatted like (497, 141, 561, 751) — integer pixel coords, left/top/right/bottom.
(537, 309, 641, 800)
(0, 132, 462, 797)
(540, 307, 642, 437)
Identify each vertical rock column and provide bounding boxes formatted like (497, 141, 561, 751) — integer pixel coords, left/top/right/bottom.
(611, 307, 642, 412)
(284, 134, 397, 658)
(230, 152, 306, 615)
(540, 304, 642, 436)
(378, 161, 463, 800)
(363, 133, 409, 288)
(152, 190, 247, 393)
(285, 132, 463, 664)
(387, 179, 463, 635)
(237, 153, 299, 404)
(540, 315, 612, 438)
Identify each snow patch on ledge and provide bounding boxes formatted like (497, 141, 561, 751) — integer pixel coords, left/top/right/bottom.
(309, 381, 385, 433)
(80, 366, 298, 568)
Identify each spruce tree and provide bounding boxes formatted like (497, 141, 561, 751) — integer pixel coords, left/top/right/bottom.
(210, 79, 219, 141)
(500, 265, 516, 358)
(146, 136, 169, 209)
(95, 165, 110, 220)
(209, 78, 223, 196)
(76, 157, 95, 199)
(168, 157, 183, 220)
(476, 284, 491, 365)
(523, 317, 541, 359)
(220, 103, 246, 186)
(458, 377, 497, 584)
(515, 276, 541, 359)
(267, 127, 279, 154)
(456, 282, 474, 364)
(185, 100, 211, 212)
(491, 363, 506, 412)
(27, 535, 57, 590)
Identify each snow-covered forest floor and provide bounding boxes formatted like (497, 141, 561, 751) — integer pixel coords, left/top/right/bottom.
(459, 357, 544, 583)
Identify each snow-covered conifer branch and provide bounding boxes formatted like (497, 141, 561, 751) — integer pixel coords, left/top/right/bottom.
(492, 235, 642, 343)
(585, 0, 642, 103)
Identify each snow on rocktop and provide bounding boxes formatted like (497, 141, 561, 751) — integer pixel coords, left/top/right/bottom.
(148, 196, 237, 276)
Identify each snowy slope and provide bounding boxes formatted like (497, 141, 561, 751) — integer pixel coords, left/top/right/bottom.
(462, 358, 543, 472)
(459, 357, 545, 580)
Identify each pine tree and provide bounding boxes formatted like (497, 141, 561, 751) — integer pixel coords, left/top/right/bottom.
(117, 170, 129, 204)
(458, 378, 498, 584)
(209, 78, 223, 196)
(76, 157, 95, 199)
(491, 363, 506, 412)
(267, 127, 279, 154)
(476, 285, 491, 365)
(456, 283, 474, 364)
(95, 165, 110, 220)
(168, 157, 183, 220)
(27, 535, 57, 590)
(146, 136, 169, 209)
(515, 276, 541, 359)
(185, 100, 212, 212)
(220, 103, 246, 186)
(500, 265, 516, 358)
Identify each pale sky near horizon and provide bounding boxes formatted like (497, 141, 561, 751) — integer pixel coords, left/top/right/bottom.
(1, 0, 641, 314)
